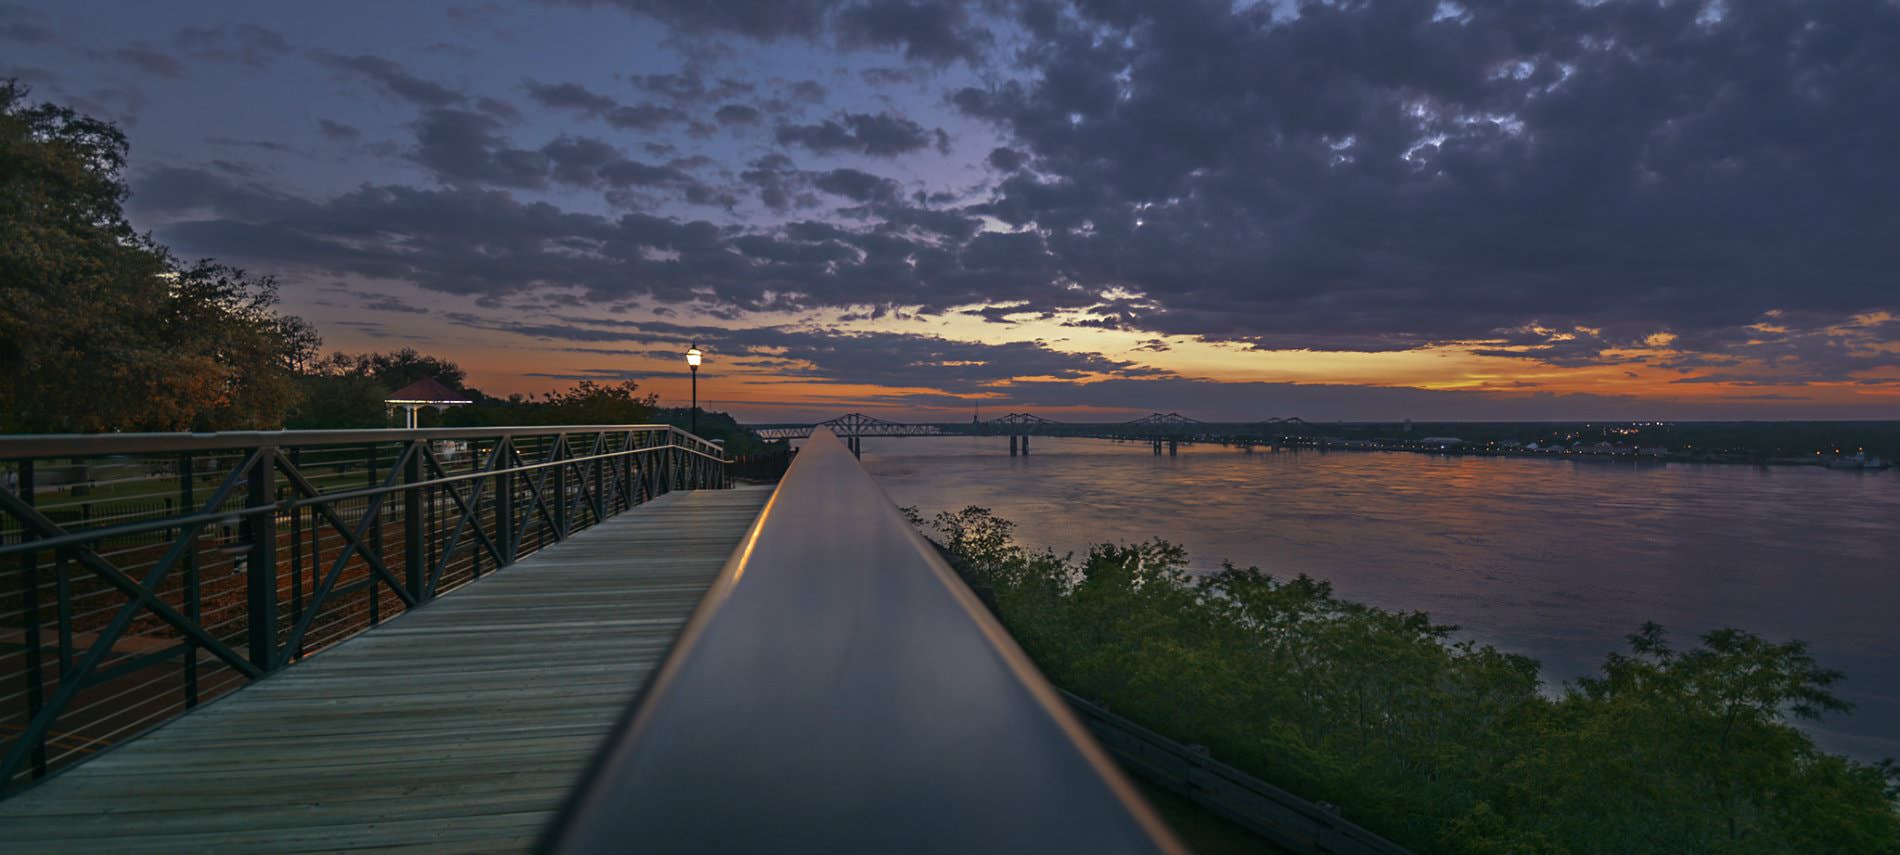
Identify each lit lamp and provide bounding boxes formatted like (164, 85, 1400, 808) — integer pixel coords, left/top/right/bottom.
(686, 343, 702, 435)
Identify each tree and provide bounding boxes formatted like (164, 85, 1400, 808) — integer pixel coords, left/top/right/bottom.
(528, 380, 656, 425)
(284, 373, 390, 429)
(0, 81, 314, 432)
(310, 348, 473, 397)
(923, 508, 1900, 854)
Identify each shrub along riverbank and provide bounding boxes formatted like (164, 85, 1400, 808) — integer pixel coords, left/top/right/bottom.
(916, 506, 1900, 854)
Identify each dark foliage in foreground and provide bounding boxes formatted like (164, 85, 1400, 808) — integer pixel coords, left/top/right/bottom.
(923, 507, 1900, 854)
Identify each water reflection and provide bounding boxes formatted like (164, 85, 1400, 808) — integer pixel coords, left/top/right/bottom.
(848, 435, 1900, 761)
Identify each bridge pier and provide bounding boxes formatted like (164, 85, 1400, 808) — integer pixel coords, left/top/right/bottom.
(1152, 438, 1162, 455)
(1021, 433, 1030, 455)
(1009, 434, 1018, 456)
(1169, 439, 1179, 457)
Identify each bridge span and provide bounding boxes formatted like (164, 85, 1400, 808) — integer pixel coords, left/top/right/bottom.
(749, 412, 1316, 456)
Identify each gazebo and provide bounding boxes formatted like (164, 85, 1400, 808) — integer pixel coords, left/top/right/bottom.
(384, 377, 472, 428)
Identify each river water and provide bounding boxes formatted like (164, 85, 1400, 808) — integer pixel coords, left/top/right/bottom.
(845, 435, 1900, 761)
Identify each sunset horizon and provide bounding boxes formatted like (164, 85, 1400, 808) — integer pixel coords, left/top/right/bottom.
(4, 0, 1893, 424)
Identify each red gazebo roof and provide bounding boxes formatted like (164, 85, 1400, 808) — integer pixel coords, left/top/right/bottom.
(384, 377, 471, 404)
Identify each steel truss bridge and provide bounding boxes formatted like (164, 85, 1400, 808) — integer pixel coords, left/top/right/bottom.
(748, 412, 1317, 455)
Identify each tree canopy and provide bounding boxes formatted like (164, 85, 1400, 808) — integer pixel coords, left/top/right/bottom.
(307, 348, 474, 398)
(928, 507, 1900, 854)
(0, 82, 315, 432)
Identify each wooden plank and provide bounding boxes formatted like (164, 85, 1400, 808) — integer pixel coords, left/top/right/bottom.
(0, 487, 772, 855)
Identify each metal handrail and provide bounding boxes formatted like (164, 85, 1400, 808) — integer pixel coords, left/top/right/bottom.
(541, 429, 1183, 854)
(0, 424, 725, 459)
(0, 424, 729, 791)
(0, 439, 722, 559)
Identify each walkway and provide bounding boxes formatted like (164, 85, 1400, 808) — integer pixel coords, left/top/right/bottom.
(0, 486, 772, 854)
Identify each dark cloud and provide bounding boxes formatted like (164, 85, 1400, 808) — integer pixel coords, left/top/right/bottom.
(785, 80, 826, 103)
(739, 154, 812, 211)
(519, 75, 693, 131)
(834, 0, 989, 65)
(985, 147, 1025, 171)
(317, 118, 361, 142)
(713, 103, 760, 124)
(318, 289, 429, 314)
(315, 53, 463, 107)
(130, 165, 312, 222)
(524, 80, 619, 115)
(548, 0, 834, 41)
(113, 45, 186, 78)
(775, 110, 943, 156)
(860, 66, 925, 86)
(553, 0, 987, 65)
(173, 24, 290, 66)
(598, 159, 691, 187)
(446, 3, 503, 24)
(411, 108, 547, 188)
(0, 5, 57, 45)
(813, 168, 899, 203)
(630, 69, 755, 104)
(542, 135, 621, 184)
(132, 167, 1083, 315)
(403, 111, 718, 205)
(475, 96, 521, 122)
(51, 84, 149, 127)
(605, 102, 689, 130)
(207, 136, 297, 153)
(947, 0, 1899, 360)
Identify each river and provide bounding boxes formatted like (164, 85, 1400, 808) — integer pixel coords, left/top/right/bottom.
(841, 435, 1900, 762)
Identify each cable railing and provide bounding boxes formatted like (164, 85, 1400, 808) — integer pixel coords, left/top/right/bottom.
(0, 425, 728, 792)
(541, 429, 1182, 854)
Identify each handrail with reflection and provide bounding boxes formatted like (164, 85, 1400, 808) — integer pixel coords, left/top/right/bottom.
(543, 429, 1183, 854)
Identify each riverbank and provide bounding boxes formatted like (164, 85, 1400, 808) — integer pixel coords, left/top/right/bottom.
(856, 435, 1900, 763)
(921, 505, 1900, 854)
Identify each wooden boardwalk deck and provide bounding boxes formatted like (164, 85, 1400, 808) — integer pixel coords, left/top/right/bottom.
(0, 487, 773, 855)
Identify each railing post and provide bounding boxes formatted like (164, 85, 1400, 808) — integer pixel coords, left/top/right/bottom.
(17, 460, 47, 779)
(496, 438, 514, 566)
(367, 443, 382, 626)
(554, 436, 569, 539)
(245, 447, 279, 672)
(593, 433, 606, 521)
(180, 452, 200, 707)
(404, 440, 428, 603)
(620, 434, 633, 511)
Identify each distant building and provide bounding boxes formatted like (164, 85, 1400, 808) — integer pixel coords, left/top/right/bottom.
(385, 377, 472, 429)
(1419, 436, 1463, 447)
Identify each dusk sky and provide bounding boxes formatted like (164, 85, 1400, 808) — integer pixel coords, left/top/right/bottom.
(6, 0, 1896, 422)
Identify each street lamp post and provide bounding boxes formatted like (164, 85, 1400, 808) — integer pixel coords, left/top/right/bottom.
(686, 343, 702, 435)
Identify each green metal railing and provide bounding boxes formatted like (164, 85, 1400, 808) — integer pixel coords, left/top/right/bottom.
(0, 425, 727, 792)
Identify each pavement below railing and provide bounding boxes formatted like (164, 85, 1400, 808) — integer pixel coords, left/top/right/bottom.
(0, 487, 771, 855)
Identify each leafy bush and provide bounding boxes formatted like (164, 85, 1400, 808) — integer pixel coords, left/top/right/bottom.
(927, 506, 1900, 854)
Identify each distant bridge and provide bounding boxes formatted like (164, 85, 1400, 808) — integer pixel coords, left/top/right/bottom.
(748, 412, 1315, 455)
